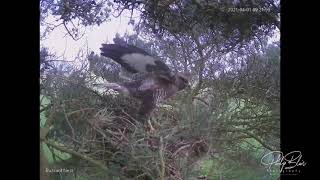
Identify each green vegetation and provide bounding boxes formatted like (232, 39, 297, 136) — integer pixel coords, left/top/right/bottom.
(40, 0, 280, 179)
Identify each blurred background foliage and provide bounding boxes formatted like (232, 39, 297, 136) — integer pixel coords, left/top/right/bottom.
(40, 0, 280, 179)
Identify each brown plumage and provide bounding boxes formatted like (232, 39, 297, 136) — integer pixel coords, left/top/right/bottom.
(98, 44, 190, 119)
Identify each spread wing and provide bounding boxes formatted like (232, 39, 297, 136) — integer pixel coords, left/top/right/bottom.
(95, 73, 178, 118)
(100, 44, 174, 81)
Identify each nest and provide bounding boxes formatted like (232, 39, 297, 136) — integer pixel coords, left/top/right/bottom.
(48, 93, 209, 179)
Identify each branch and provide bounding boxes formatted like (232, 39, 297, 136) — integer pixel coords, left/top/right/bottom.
(62, 103, 75, 139)
(226, 128, 276, 151)
(242, 131, 277, 151)
(159, 137, 165, 180)
(192, 97, 209, 106)
(191, 35, 206, 96)
(63, 20, 85, 41)
(63, 21, 78, 41)
(43, 139, 130, 180)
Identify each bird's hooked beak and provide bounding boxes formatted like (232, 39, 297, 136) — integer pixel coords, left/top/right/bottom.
(175, 73, 191, 90)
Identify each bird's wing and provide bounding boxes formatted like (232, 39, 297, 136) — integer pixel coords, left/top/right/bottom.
(138, 77, 160, 91)
(118, 68, 134, 81)
(100, 44, 174, 80)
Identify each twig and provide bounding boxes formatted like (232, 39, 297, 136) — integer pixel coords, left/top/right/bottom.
(134, 173, 148, 179)
(67, 108, 95, 116)
(193, 97, 209, 106)
(121, 109, 140, 125)
(62, 103, 75, 139)
(63, 21, 77, 41)
(172, 144, 191, 157)
(242, 131, 276, 151)
(43, 140, 129, 180)
(118, 116, 137, 129)
(159, 137, 165, 180)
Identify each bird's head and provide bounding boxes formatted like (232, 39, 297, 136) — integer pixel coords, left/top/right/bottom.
(175, 73, 190, 91)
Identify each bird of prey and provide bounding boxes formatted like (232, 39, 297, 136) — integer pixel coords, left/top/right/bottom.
(98, 44, 189, 120)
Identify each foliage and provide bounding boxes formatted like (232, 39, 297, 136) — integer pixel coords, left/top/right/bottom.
(40, 0, 112, 40)
(40, 38, 279, 179)
(40, 1, 280, 179)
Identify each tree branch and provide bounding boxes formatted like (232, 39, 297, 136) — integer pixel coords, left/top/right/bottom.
(159, 136, 165, 180)
(43, 139, 130, 180)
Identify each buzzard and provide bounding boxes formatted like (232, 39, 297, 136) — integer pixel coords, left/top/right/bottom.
(98, 44, 189, 121)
